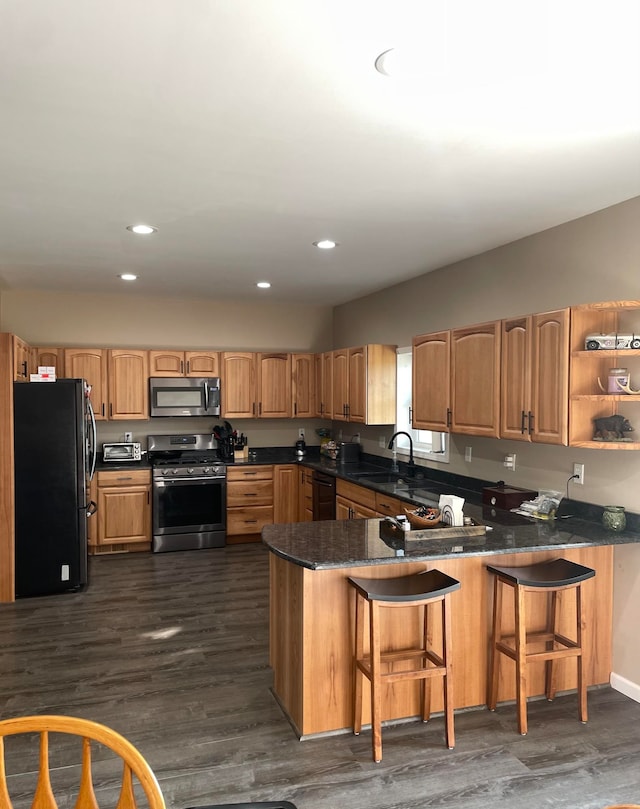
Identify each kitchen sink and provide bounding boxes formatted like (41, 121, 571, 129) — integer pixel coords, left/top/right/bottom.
(349, 471, 411, 485)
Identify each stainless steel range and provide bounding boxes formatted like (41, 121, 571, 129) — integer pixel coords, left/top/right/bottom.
(147, 434, 226, 553)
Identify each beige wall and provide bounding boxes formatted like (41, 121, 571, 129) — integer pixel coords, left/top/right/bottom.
(0, 289, 334, 352)
(333, 195, 640, 692)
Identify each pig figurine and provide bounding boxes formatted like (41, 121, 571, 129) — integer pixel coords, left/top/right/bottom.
(593, 414, 634, 441)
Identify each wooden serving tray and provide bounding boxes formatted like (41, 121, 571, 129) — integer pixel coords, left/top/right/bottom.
(379, 518, 486, 544)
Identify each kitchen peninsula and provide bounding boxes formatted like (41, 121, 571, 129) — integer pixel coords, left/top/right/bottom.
(263, 508, 637, 738)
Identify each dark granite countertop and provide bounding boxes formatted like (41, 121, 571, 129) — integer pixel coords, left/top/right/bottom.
(262, 507, 640, 570)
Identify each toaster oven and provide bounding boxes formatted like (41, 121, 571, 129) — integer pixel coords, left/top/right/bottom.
(102, 442, 142, 462)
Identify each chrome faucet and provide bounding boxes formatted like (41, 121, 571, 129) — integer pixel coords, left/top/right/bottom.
(388, 431, 414, 465)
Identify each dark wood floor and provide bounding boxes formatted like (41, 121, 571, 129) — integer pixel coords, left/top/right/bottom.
(1, 544, 639, 809)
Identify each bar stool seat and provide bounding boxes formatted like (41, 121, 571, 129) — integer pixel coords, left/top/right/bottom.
(487, 558, 596, 736)
(348, 569, 461, 762)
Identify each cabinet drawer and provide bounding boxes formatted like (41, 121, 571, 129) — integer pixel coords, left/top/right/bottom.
(227, 465, 273, 482)
(97, 469, 151, 487)
(336, 479, 376, 510)
(375, 493, 408, 518)
(226, 506, 274, 535)
(227, 479, 273, 507)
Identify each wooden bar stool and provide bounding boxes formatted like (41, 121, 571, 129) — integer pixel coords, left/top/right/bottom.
(348, 569, 461, 762)
(487, 558, 596, 735)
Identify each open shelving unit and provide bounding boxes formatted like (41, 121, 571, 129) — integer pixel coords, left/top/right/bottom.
(569, 300, 640, 449)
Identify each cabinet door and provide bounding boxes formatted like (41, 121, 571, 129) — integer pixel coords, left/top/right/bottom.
(97, 485, 151, 544)
(292, 354, 315, 418)
(375, 493, 407, 518)
(314, 354, 325, 418)
(530, 309, 569, 445)
(35, 348, 63, 372)
(500, 317, 532, 441)
(322, 351, 333, 419)
(13, 336, 30, 381)
(348, 346, 366, 423)
(222, 352, 256, 418)
(412, 331, 451, 431)
(274, 464, 299, 523)
(332, 348, 348, 421)
(257, 353, 291, 418)
(298, 467, 314, 521)
(65, 348, 108, 420)
(149, 350, 185, 376)
(185, 351, 219, 377)
(335, 497, 352, 520)
(451, 322, 500, 438)
(108, 349, 149, 419)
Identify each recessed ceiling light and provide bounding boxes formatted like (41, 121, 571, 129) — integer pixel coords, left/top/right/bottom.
(313, 239, 337, 249)
(126, 224, 157, 235)
(119, 273, 138, 281)
(256, 281, 271, 289)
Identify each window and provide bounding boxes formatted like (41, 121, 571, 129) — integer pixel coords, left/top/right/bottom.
(395, 347, 449, 462)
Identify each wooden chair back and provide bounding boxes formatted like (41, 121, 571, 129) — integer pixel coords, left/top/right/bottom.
(0, 715, 165, 809)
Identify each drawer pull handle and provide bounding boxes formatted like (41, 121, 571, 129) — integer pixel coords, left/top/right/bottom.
(244, 492, 257, 497)
(244, 519, 258, 524)
(117, 477, 133, 481)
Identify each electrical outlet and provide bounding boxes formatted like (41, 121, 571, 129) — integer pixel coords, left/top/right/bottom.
(503, 453, 516, 470)
(124, 431, 133, 442)
(573, 462, 585, 485)
(465, 446, 472, 462)
(298, 428, 305, 440)
(379, 435, 386, 448)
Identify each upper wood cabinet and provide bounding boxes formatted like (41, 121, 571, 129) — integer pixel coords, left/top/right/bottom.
(107, 350, 149, 420)
(450, 321, 501, 438)
(501, 310, 569, 445)
(292, 353, 315, 418)
(316, 351, 333, 419)
(412, 331, 451, 431)
(221, 352, 256, 418)
(149, 350, 219, 378)
(330, 344, 396, 425)
(413, 323, 500, 437)
(257, 353, 292, 418)
(13, 336, 31, 381)
(65, 348, 109, 420)
(332, 348, 349, 420)
(221, 352, 292, 418)
(35, 347, 63, 371)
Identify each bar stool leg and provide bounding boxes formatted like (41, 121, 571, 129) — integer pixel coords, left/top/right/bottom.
(369, 600, 383, 763)
(576, 584, 588, 723)
(353, 592, 364, 736)
(442, 595, 455, 749)
(422, 604, 431, 723)
(515, 583, 528, 735)
(487, 575, 502, 711)
(545, 590, 559, 701)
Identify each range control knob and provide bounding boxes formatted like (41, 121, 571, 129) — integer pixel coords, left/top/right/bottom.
(203, 467, 211, 474)
(172, 468, 179, 475)
(187, 467, 194, 474)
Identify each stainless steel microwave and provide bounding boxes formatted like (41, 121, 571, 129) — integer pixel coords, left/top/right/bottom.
(149, 377, 221, 418)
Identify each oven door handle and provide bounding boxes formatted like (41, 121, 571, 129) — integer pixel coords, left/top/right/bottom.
(154, 476, 226, 487)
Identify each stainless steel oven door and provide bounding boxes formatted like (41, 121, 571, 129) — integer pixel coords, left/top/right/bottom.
(152, 475, 226, 552)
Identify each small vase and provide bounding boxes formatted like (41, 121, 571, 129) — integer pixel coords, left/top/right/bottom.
(602, 505, 626, 532)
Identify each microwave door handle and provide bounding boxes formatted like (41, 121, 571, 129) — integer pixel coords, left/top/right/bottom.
(203, 381, 209, 411)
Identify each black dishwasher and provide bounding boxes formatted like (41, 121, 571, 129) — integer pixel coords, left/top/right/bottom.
(312, 471, 336, 520)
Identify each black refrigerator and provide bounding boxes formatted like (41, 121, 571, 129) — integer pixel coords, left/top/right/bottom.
(13, 379, 96, 597)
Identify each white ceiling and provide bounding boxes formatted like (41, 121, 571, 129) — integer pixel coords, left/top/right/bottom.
(1, 0, 639, 306)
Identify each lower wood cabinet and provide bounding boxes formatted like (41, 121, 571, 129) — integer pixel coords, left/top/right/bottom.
(226, 465, 274, 539)
(298, 467, 314, 521)
(273, 464, 299, 524)
(336, 479, 377, 519)
(92, 469, 151, 553)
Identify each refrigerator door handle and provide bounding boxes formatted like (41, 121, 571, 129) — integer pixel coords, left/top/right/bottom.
(87, 397, 97, 481)
(86, 500, 97, 517)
